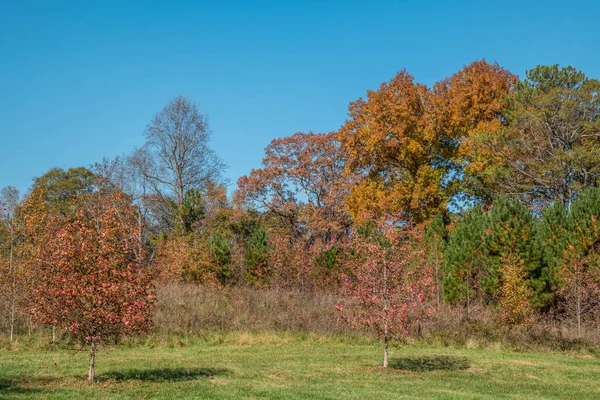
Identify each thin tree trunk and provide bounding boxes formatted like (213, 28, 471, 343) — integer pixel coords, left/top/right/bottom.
(9, 226, 15, 342)
(435, 247, 441, 310)
(576, 281, 582, 339)
(383, 259, 389, 368)
(9, 301, 15, 342)
(383, 335, 389, 368)
(88, 341, 96, 383)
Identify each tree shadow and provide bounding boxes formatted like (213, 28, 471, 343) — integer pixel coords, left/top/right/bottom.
(0, 377, 48, 395)
(103, 367, 230, 382)
(389, 355, 470, 372)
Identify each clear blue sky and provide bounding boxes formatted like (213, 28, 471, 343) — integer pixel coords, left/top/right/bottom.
(1, 0, 599, 196)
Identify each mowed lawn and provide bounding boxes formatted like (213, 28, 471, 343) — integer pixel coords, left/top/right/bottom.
(1, 334, 599, 399)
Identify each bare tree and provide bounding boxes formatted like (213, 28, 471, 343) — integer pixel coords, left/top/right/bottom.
(134, 95, 226, 215)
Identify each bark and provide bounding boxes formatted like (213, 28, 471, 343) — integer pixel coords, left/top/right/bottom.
(383, 335, 389, 368)
(88, 341, 96, 383)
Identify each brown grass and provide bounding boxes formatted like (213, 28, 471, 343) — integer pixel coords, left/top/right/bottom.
(153, 283, 354, 335)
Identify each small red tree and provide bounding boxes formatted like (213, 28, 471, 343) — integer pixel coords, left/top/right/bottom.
(31, 189, 155, 383)
(337, 216, 433, 367)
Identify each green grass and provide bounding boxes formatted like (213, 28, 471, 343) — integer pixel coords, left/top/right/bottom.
(1, 333, 599, 399)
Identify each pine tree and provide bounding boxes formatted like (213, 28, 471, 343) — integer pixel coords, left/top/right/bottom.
(537, 188, 600, 334)
(484, 196, 539, 304)
(443, 206, 487, 316)
(561, 188, 600, 336)
(537, 201, 570, 308)
(208, 232, 232, 285)
(245, 226, 270, 286)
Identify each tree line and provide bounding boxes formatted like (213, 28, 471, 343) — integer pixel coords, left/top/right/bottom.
(1, 61, 600, 375)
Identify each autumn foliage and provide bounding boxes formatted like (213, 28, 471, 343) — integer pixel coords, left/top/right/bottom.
(2, 61, 600, 373)
(31, 188, 155, 381)
(336, 215, 434, 367)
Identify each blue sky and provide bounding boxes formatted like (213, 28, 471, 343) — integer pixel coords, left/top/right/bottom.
(1, 0, 599, 196)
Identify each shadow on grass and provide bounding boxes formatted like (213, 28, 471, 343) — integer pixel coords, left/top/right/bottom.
(389, 356, 470, 372)
(103, 367, 230, 382)
(0, 377, 49, 395)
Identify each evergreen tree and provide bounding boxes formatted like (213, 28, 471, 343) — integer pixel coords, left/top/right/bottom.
(208, 232, 232, 285)
(443, 206, 487, 315)
(245, 226, 270, 286)
(537, 201, 570, 308)
(561, 188, 600, 335)
(484, 196, 539, 303)
(538, 188, 600, 317)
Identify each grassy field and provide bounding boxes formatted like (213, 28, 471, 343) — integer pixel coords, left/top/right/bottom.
(1, 333, 599, 399)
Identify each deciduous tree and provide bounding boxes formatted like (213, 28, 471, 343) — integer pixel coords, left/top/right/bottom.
(31, 188, 155, 383)
(339, 71, 444, 225)
(133, 95, 226, 229)
(336, 215, 433, 367)
(497, 254, 535, 328)
(236, 131, 350, 242)
(430, 60, 516, 205)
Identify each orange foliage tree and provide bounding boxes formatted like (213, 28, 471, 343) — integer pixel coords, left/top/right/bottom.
(339, 61, 516, 223)
(236, 131, 351, 288)
(430, 60, 516, 204)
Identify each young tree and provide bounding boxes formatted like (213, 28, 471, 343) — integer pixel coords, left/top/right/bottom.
(497, 254, 535, 328)
(558, 251, 598, 338)
(31, 188, 155, 383)
(336, 216, 433, 367)
(245, 226, 270, 287)
(208, 232, 233, 285)
(560, 188, 600, 336)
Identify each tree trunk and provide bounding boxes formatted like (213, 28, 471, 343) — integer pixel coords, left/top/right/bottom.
(383, 335, 389, 368)
(9, 228, 15, 342)
(435, 246, 441, 310)
(88, 341, 96, 383)
(9, 302, 14, 342)
(576, 285, 582, 339)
